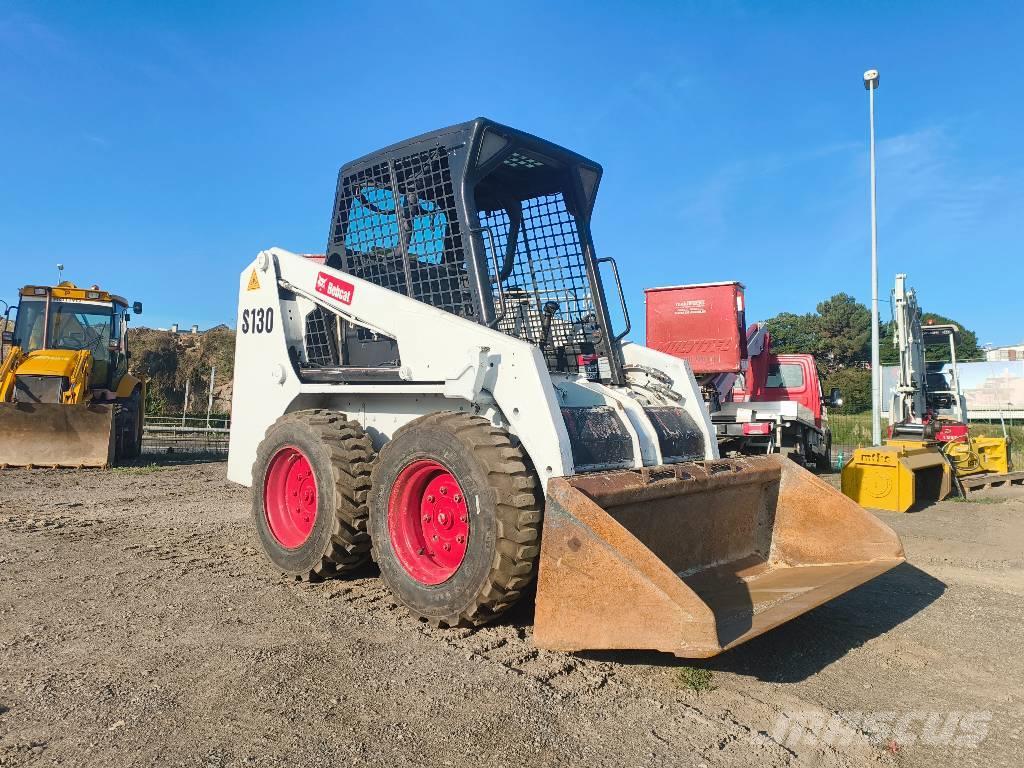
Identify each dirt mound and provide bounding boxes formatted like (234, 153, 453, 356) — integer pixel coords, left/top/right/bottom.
(128, 326, 234, 414)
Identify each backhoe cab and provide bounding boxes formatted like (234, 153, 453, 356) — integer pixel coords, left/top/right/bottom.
(0, 281, 145, 468)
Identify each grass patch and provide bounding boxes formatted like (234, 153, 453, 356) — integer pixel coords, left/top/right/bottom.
(111, 463, 166, 475)
(952, 494, 1003, 504)
(675, 667, 715, 693)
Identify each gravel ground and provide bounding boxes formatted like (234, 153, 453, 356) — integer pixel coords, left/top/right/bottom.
(1, 461, 1022, 767)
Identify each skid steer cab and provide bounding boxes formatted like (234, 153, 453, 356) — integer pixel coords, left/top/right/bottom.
(228, 118, 904, 658)
(0, 282, 145, 468)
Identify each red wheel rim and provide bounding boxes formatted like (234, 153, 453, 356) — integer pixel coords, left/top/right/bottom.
(387, 459, 470, 585)
(263, 446, 318, 549)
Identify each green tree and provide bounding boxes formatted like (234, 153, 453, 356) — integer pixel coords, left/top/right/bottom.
(765, 312, 818, 355)
(765, 294, 872, 372)
(921, 312, 981, 362)
(878, 313, 981, 365)
(814, 293, 871, 371)
(822, 367, 872, 414)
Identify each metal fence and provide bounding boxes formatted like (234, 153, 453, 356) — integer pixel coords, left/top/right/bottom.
(142, 415, 229, 457)
(827, 412, 1022, 471)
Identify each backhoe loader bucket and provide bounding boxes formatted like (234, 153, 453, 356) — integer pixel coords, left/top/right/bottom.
(534, 455, 904, 658)
(840, 441, 953, 513)
(0, 402, 115, 469)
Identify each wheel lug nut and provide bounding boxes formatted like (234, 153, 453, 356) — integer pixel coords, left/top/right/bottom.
(440, 486, 448, 495)
(422, 514, 431, 522)
(443, 543, 451, 551)
(453, 494, 461, 502)
(459, 514, 468, 523)
(456, 535, 465, 544)
(432, 534, 439, 541)
(427, 495, 435, 503)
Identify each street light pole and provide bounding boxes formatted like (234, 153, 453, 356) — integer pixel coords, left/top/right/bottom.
(864, 68, 882, 446)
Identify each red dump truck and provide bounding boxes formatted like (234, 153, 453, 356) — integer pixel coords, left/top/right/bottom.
(645, 281, 840, 470)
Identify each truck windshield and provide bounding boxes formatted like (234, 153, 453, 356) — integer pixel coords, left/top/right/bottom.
(13, 298, 114, 361)
(766, 363, 805, 389)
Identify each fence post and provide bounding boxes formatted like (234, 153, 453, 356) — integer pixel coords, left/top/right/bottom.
(207, 365, 216, 429)
(182, 379, 190, 427)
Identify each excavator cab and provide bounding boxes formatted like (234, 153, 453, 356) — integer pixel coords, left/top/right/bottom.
(0, 282, 145, 468)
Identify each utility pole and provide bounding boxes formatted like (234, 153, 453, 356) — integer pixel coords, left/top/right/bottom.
(864, 68, 882, 446)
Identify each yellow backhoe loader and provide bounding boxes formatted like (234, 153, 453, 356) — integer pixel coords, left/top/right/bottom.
(0, 282, 145, 468)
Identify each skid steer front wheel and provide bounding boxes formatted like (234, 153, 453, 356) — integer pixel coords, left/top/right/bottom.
(369, 412, 542, 627)
(252, 410, 373, 580)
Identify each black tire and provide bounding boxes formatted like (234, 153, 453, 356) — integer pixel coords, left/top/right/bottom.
(113, 389, 142, 462)
(815, 429, 833, 472)
(252, 409, 373, 580)
(369, 411, 542, 627)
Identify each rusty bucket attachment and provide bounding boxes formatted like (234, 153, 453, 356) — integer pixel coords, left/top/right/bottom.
(0, 402, 115, 469)
(840, 441, 953, 513)
(534, 455, 904, 658)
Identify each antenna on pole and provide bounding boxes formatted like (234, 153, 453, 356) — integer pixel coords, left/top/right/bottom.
(57, 263, 65, 284)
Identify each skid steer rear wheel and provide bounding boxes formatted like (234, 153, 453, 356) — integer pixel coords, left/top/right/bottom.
(369, 412, 542, 627)
(252, 410, 373, 581)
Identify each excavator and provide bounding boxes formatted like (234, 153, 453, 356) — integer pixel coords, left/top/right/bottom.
(227, 118, 905, 658)
(0, 281, 145, 468)
(842, 273, 1016, 511)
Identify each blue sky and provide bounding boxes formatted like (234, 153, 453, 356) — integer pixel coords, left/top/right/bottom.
(2, 1, 1021, 346)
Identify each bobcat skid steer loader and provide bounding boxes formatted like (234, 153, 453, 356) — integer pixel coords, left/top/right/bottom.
(228, 119, 904, 658)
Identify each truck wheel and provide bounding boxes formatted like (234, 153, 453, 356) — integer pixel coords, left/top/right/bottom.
(252, 410, 373, 580)
(369, 412, 542, 627)
(815, 430, 833, 473)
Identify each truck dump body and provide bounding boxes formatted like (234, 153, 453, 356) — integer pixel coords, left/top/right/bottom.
(535, 455, 904, 657)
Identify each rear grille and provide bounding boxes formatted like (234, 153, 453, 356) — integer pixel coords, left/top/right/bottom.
(14, 375, 67, 404)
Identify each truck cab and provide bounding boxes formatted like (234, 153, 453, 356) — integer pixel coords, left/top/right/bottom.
(741, 353, 826, 428)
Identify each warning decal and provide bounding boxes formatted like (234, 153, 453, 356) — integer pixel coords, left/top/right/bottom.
(247, 270, 261, 291)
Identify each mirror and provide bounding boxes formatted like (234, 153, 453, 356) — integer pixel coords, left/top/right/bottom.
(133, 301, 143, 315)
(829, 387, 843, 408)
